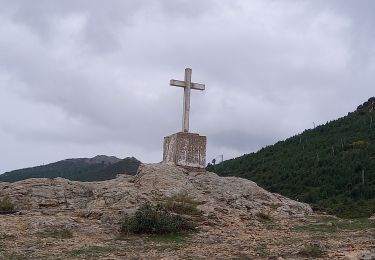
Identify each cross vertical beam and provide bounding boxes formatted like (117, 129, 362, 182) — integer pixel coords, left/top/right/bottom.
(183, 68, 192, 132)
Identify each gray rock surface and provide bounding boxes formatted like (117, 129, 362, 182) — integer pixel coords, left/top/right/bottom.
(0, 163, 311, 223)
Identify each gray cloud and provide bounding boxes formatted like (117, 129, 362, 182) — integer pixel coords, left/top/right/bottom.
(0, 0, 374, 172)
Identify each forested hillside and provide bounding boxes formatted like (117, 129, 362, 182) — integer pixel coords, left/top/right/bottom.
(0, 156, 141, 182)
(208, 98, 375, 218)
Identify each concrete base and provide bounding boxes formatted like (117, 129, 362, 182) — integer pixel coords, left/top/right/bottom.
(163, 132, 206, 169)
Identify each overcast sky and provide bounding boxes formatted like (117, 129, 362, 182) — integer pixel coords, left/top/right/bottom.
(0, 0, 374, 173)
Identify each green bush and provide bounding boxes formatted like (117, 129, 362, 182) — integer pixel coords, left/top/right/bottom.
(121, 203, 196, 235)
(0, 197, 14, 211)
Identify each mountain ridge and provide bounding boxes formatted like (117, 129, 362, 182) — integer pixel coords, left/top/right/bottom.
(0, 155, 141, 182)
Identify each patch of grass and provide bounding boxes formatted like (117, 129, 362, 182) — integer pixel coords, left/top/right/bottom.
(162, 193, 201, 216)
(294, 223, 337, 233)
(69, 246, 112, 257)
(264, 222, 276, 230)
(311, 233, 331, 241)
(335, 218, 375, 231)
(294, 216, 375, 233)
(282, 237, 303, 246)
(269, 203, 283, 210)
(35, 228, 73, 239)
(233, 252, 252, 259)
(298, 244, 324, 258)
(370, 231, 375, 239)
(254, 244, 268, 258)
(148, 233, 191, 251)
(0, 233, 16, 240)
(148, 232, 191, 243)
(120, 203, 196, 235)
(0, 248, 28, 260)
(0, 196, 14, 211)
(256, 211, 275, 229)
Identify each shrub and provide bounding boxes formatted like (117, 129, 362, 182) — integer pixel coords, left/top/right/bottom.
(256, 211, 272, 222)
(0, 197, 14, 211)
(162, 193, 201, 215)
(121, 203, 195, 235)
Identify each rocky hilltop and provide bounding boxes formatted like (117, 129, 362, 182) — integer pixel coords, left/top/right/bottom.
(0, 163, 311, 220)
(0, 164, 374, 259)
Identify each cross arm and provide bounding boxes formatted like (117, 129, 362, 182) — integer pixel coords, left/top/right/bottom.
(170, 79, 205, 91)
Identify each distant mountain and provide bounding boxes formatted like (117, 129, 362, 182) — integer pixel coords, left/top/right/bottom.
(75, 157, 142, 182)
(208, 97, 375, 218)
(0, 155, 141, 182)
(84, 155, 122, 164)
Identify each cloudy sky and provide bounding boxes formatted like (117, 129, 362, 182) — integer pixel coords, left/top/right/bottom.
(0, 0, 374, 173)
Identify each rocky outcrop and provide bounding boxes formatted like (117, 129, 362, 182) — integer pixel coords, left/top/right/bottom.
(0, 163, 311, 223)
(357, 97, 375, 112)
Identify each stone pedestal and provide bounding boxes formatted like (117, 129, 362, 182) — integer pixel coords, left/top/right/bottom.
(163, 132, 206, 169)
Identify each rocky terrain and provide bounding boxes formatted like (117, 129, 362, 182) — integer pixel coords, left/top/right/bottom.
(0, 163, 374, 259)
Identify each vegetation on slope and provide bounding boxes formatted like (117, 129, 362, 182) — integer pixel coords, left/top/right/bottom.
(0, 156, 141, 182)
(208, 98, 375, 218)
(0, 197, 14, 211)
(121, 193, 199, 235)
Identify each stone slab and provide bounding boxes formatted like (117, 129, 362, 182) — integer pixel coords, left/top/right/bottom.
(163, 132, 206, 169)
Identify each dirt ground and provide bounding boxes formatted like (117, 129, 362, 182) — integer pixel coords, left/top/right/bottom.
(0, 211, 374, 259)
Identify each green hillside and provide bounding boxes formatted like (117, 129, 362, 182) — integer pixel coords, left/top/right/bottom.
(207, 98, 375, 218)
(0, 156, 141, 182)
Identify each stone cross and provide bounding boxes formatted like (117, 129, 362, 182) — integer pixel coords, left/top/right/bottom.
(170, 68, 205, 132)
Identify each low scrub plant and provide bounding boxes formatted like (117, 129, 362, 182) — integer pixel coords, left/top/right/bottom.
(0, 197, 14, 211)
(121, 203, 196, 235)
(256, 211, 272, 222)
